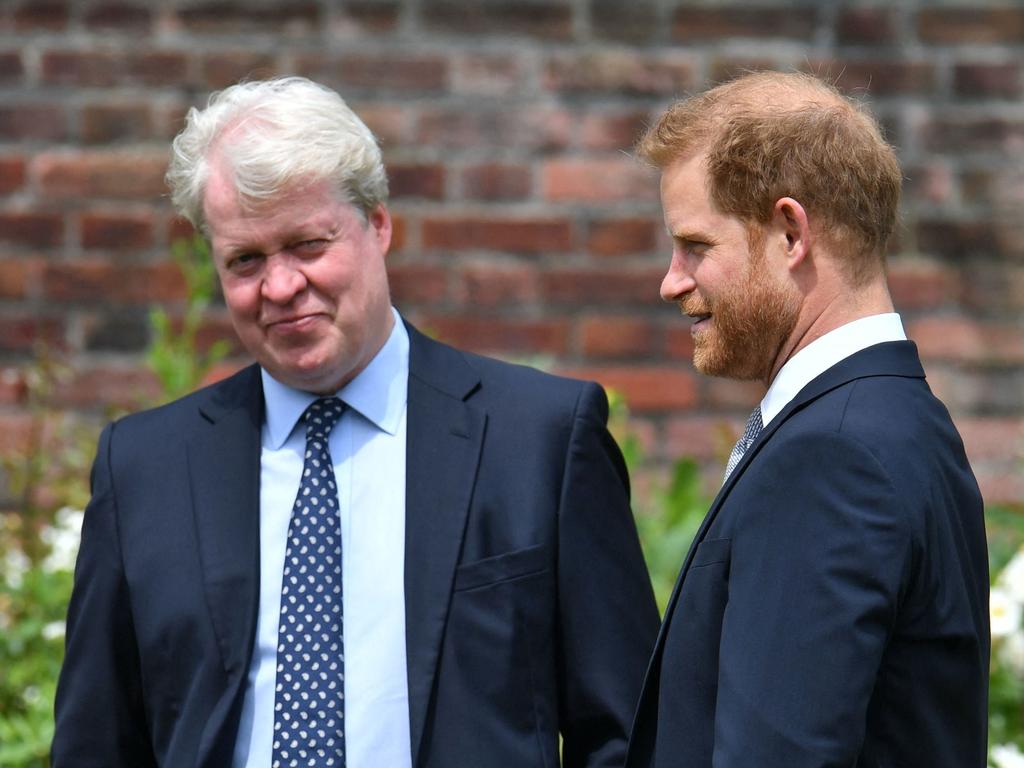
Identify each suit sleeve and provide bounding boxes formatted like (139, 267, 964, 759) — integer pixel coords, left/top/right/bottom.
(52, 423, 157, 768)
(712, 430, 913, 767)
(556, 382, 661, 768)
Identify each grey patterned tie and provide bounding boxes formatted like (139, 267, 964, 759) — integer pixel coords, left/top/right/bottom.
(724, 406, 763, 482)
(273, 397, 346, 768)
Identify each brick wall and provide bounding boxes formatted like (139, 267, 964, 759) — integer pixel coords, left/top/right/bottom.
(1, 0, 1022, 503)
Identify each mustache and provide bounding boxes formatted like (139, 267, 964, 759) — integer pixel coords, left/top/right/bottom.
(680, 294, 711, 316)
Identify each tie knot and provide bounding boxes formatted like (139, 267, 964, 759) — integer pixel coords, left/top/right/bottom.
(304, 397, 345, 440)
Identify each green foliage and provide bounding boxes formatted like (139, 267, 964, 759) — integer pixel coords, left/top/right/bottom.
(0, 236, 228, 767)
(146, 235, 231, 402)
(607, 390, 712, 612)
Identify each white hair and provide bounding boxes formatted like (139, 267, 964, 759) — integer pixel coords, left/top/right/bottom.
(166, 76, 388, 229)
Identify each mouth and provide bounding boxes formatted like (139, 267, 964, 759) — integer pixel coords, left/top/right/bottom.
(688, 312, 712, 331)
(265, 314, 323, 334)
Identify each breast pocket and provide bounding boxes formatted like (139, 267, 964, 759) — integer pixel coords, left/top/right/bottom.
(453, 543, 549, 592)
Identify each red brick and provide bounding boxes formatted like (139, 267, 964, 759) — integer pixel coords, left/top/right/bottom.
(0, 212, 64, 248)
(956, 417, 1024, 462)
(460, 163, 532, 201)
(195, 314, 244, 357)
(296, 53, 449, 92)
(12, 1, 69, 30)
(0, 410, 34, 455)
(84, 3, 153, 30)
(673, 7, 817, 41)
(0, 104, 66, 141)
(416, 107, 571, 151)
(908, 316, 1024, 364)
(954, 62, 1023, 99)
(915, 219, 1000, 259)
(545, 52, 694, 96)
(340, 1, 401, 33)
(387, 263, 448, 304)
(80, 104, 153, 145)
(422, 217, 572, 254)
(973, 469, 1024, 506)
(540, 267, 664, 305)
(0, 157, 26, 195)
(709, 57, 785, 85)
(352, 104, 412, 147)
(41, 50, 188, 87)
(919, 8, 1024, 44)
(0, 368, 29, 406)
(0, 258, 41, 299)
(887, 258, 956, 310)
(455, 263, 538, 307)
(702, 377, 764, 410)
(555, 365, 698, 412)
(420, 0, 572, 40)
(590, 0, 660, 43)
(836, 8, 898, 45)
(665, 324, 695, 361)
(665, 414, 745, 461)
(543, 157, 657, 204)
(168, 216, 197, 244)
(51, 364, 160, 409)
(580, 316, 656, 359)
(388, 163, 446, 200)
(81, 308, 151, 353)
(960, 263, 1024, 313)
(417, 315, 570, 356)
(586, 217, 659, 257)
(80, 212, 156, 250)
(925, 117, 1024, 153)
(452, 53, 528, 97)
(807, 59, 937, 97)
(903, 164, 956, 205)
(175, 2, 319, 33)
(201, 52, 280, 89)
(0, 52, 23, 83)
(0, 315, 64, 353)
(581, 110, 649, 152)
(43, 261, 186, 304)
(35, 151, 168, 201)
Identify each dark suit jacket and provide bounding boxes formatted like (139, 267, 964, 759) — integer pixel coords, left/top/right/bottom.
(626, 341, 989, 768)
(53, 322, 659, 768)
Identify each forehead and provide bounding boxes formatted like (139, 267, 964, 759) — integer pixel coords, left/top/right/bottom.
(659, 153, 735, 235)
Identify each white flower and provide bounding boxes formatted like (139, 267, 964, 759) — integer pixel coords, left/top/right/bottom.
(991, 743, 1024, 768)
(991, 587, 1023, 638)
(2, 548, 30, 589)
(1000, 548, 1024, 604)
(41, 506, 85, 573)
(42, 620, 66, 641)
(999, 630, 1024, 676)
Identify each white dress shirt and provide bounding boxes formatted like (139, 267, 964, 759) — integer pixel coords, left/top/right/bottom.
(233, 308, 412, 768)
(760, 313, 908, 427)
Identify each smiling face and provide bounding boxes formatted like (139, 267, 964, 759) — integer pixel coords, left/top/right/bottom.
(204, 164, 394, 394)
(659, 153, 800, 384)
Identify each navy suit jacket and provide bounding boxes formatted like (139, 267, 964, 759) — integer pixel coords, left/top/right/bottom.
(53, 322, 659, 768)
(626, 341, 989, 768)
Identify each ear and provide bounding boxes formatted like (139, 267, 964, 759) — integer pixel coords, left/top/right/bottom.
(772, 197, 811, 271)
(367, 203, 393, 256)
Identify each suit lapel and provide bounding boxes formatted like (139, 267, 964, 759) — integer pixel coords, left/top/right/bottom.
(635, 342, 926, 735)
(187, 365, 264, 679)
(402, 323, 485, 767)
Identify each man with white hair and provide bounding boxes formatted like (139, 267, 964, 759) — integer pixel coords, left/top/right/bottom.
(52, 77, 659, 768)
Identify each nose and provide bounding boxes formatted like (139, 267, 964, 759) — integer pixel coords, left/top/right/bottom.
(261, 255, 308, 304)
(660, 249, 695, 302)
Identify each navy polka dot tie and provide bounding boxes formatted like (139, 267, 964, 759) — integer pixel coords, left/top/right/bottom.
(272, 397, 346, 768)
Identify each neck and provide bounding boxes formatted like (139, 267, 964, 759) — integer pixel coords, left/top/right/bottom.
(766, 275, 893, 387)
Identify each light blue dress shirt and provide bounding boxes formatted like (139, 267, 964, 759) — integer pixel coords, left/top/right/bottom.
(233, 309, 412, 768)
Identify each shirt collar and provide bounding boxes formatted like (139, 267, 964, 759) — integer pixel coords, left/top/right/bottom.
(760, 312, 906, 427)
(261, 307, 409, 449)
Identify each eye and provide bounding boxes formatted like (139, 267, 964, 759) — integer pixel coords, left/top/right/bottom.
(226, 252, 263, 275)
(293, 238, 330, 255)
